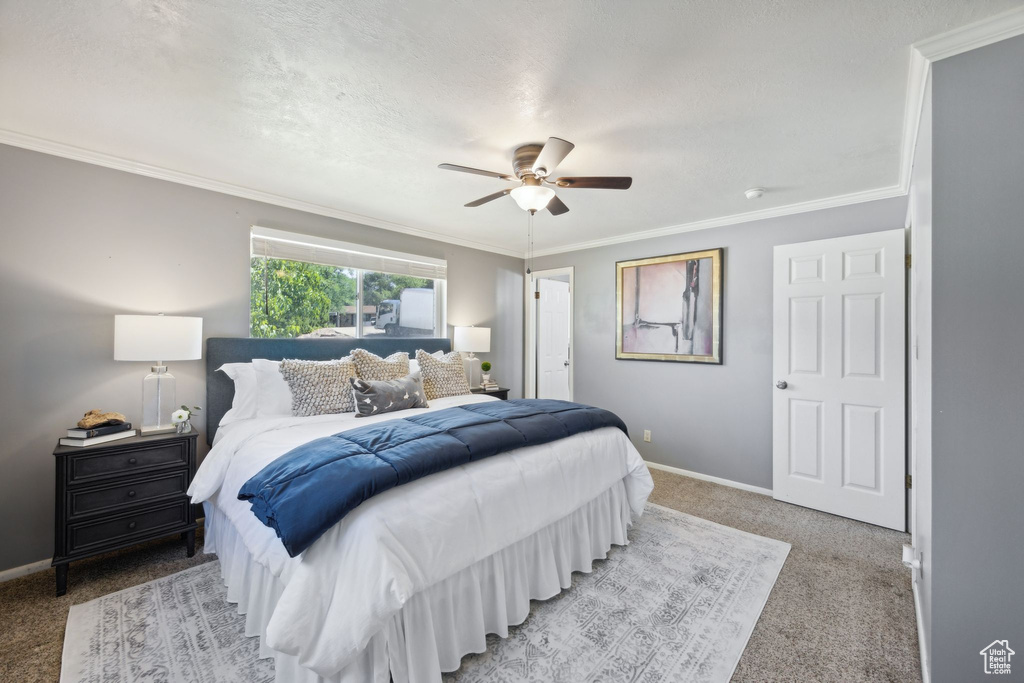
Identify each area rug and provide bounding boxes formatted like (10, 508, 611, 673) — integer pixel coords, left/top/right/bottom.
(444, 503, 790, 682)
(61, 504, 789, 683)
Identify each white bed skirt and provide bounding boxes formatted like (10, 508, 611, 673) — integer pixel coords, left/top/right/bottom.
(204, 479, 634, 683)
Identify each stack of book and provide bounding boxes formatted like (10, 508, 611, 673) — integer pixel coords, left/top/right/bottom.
(480, 379, 500, 391)
(59, 422, 135, 448)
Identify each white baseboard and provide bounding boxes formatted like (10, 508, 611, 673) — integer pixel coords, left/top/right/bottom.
(644, 460, 773, 497)
(912, 577, 931, 683)
(0, 557, 52, 584)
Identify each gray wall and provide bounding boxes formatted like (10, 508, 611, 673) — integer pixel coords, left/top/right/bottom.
(0, 144, 523, 572)
(931, 35, 1024, 683)
(534, 196, 908, 489)
(908, 72, 934, 672)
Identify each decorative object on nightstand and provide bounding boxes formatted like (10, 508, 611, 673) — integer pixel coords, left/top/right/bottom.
(470, 386, 509, 400)
(480, 361, 500, 391)
(454, 326, 490, 388)
(52, 431, 199, 596)
(171, 405, 202, 434)
(114, 314, 202, 434)
(59, 410, 135, 447)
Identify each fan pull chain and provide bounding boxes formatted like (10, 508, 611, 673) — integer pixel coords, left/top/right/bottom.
(526, 210, 535, 274)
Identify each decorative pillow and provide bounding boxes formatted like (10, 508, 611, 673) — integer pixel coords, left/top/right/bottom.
(350, 373, 428, 418)
(416, 350, 471, 400)
(217, 362, 257, 426)
(253, 359, 293, 417)
(351, 349, 410, 381)
(279, 359, 358, 416)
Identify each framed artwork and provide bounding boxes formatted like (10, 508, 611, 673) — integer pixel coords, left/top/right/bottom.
(616, 248, 723, 363)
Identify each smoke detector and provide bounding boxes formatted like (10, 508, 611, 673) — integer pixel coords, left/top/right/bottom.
(745, 187, 765, 200)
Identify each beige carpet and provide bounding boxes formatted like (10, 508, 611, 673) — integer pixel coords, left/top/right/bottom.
(0, 469, 920, 682)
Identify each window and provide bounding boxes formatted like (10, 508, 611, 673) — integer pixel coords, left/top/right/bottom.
(250, 227, 446, 339)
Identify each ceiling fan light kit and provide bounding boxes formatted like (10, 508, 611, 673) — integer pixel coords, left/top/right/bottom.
(511, 178, 555, 213)
(440, 137, 633, 216)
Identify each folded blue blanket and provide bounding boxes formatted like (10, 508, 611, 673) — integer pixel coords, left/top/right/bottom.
(238, 399, 628, 557)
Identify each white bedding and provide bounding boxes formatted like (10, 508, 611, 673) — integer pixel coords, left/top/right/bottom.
(189, 394, 653, 678)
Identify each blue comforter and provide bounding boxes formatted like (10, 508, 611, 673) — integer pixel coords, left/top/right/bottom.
(238, 399, 627, 557)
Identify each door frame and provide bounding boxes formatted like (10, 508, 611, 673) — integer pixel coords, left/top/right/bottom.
(525, 266, 574, 400)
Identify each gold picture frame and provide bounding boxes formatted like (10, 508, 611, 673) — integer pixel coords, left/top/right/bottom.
(616, 248, 723, 363)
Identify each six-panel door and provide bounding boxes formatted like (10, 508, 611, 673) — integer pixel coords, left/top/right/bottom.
(772, 229, 906, 530)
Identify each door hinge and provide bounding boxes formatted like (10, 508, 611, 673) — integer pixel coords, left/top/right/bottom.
(534, 291, 540, 299)
(905, 474, 912, 489)
(905, 254, 912, 269)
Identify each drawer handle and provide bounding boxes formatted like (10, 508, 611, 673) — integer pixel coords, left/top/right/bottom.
(127, 521, 137, 530)
(127, 490, 136, 498)
(128, 457, 137, 465)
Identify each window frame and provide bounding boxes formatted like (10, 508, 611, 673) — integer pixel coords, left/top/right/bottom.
(249, 227, 447, 339)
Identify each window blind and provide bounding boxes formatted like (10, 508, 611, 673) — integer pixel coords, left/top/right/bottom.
(250, 226, 447, 280)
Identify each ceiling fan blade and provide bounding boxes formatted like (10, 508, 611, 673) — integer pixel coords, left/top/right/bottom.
(464, 188, 512, 207)
(553, 176, 632, 190)
(531, 137, 575, 178)
(546, 195, 569, 216)
(439, 163, 515, 181)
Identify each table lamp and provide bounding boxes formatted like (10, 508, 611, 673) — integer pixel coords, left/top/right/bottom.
(454, 326, 490, 388)
(114, 314, 202, 434)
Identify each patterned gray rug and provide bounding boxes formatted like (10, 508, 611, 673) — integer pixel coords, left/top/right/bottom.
(62, 504, 789, 683)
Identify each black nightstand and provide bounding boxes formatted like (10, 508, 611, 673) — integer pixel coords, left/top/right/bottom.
(471, 387, 510, 400)
(52, 431, 199, 596)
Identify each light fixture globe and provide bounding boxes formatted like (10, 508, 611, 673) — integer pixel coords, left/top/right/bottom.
(511, 178, 555, 213)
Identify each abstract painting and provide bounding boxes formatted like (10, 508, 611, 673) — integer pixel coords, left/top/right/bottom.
(616, 248, 723, 363)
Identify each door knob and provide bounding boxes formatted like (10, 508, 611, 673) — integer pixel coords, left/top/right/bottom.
(776, 380, 788, 390)
(563, 360, 570, 366)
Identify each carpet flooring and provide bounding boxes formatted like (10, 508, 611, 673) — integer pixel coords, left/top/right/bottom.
(0, 469, 921, 682)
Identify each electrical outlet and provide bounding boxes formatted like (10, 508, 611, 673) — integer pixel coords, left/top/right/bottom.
(643, 430, 651, 442)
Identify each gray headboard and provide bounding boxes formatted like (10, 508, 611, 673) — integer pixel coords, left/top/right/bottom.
(205, 336, 452, 445)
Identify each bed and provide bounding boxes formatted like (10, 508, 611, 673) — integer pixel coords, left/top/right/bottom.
(190, 337, 653, 683)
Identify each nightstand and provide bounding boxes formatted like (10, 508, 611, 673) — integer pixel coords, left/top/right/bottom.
(52, 431, 199, 596)
(471, 387, 510, 400)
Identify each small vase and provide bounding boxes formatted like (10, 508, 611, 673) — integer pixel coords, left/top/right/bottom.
(176, 419, 192, 434)
(481, 373, 491, 384)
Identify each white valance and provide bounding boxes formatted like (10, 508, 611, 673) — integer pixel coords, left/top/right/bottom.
(251, 226, 447, 281)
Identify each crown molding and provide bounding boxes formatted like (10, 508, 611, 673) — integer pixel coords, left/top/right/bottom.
(0, 129, 524, 259)
(913, 5, 1024, 62)
(530, 184, 906, 257)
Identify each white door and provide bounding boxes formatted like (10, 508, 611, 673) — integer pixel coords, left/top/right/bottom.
(773, 229, 905, 530)
(537, 278, 571, 400)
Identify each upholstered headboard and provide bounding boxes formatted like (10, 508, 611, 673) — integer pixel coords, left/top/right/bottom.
(205, 337, 452, 445)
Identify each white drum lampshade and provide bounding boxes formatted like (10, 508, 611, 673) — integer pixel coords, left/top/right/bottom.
(114, 315, 203, 434)
(454, 326, 490, 389)
(453, 326, 490, 356)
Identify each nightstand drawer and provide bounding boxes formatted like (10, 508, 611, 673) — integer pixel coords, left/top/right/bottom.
(68, 442, 187, 484)
(68, 501, 188, 554)
(68, 470, 189, 518)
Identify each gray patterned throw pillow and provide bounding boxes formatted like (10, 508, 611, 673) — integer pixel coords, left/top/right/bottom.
(350, 373, 428, 417)
(416, 350, 471, 400)
(279, 358, 357, 416)
(351, 349, 410, 381)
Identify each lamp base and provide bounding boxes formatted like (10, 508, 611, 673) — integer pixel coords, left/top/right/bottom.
(140, 424, 176, 436)
(462, 353, 482, 389)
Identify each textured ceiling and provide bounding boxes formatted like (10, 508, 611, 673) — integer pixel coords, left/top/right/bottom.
(0, 1, 1020, 254)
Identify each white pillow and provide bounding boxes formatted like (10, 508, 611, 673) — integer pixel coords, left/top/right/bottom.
(218, 362, 258, 426)
(253, 359, 294, 417)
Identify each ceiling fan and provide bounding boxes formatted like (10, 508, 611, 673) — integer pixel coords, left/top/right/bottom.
(439, 137, 632, 216)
